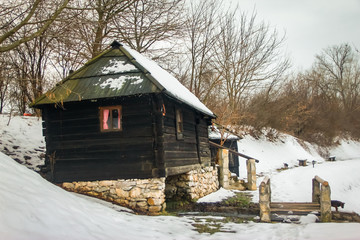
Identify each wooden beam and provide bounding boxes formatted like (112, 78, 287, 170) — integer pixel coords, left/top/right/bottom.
(165, 164, 201, 176)
(213, 122, 243, 140)
(262, 175, 270, 185)
(314, 175, 329, 186)
(209, 141, 259, 162)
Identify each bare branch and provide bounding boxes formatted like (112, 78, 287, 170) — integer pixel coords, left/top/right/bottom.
(0, 0, 70, 52)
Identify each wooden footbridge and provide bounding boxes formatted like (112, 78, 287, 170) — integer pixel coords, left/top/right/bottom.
(270, 202, 321, 222)
(259, 175, 331, 223)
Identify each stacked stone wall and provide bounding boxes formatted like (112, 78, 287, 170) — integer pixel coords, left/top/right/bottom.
(61, 178, 166, 215)
(60, 166, 218, 214)
(165, 166, 219, 200)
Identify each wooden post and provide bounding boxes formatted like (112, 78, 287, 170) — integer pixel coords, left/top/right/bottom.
(312, 178, 320, 203)
(217, 149, 229, 188)
(268, 178, 272, 203)
(247, 159, 257, 190)
(313, 175, 332, 222)
(320, 183, 331, 222)
(259, 176, 271, 222)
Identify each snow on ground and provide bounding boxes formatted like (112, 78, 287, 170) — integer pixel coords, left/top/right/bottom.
(1, 151, 360, 240)
(329, 139, 360, 161)
(1, 114, 360, 239)
(0, 114, 45, 171)
(197, 188, 236, 203)
(237, 133, 324, 177)
(0, 152, 197, 240)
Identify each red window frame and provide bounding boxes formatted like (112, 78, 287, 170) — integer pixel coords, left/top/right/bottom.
(100, 106, 122, 132)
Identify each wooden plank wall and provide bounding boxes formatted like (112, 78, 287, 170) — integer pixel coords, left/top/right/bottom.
(162, 98, 212, 176)
(197, 117, 212, 165)
(42, 96, 155, 182)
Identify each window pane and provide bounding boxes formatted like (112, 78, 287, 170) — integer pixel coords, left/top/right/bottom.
(176, 109, 183, 133)
(100, 106, 121, 132)
(112, 109, 119, 129)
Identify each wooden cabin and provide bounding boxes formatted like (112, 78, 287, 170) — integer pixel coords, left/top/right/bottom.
(31, 41, 215, 183)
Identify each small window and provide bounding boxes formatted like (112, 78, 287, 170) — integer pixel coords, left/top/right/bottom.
(176, 109, 183, 140)
(100, 106, 122, 132)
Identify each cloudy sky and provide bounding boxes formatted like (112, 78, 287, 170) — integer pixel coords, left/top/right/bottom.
(232, 0, 360, 71)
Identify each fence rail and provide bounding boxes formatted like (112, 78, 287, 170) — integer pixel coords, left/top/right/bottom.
(209, 141, 259, 162)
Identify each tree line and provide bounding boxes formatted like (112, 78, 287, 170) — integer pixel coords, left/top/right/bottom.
(0, 0, 359, 145)
(242, 43, 360, 145)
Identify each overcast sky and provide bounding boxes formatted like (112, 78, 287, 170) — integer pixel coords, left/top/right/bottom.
(231, 0, 360, 71)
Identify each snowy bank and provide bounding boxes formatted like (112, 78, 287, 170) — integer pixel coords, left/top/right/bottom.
(0, 114, 45, 171)
(0, 152, 195, 240)
(237, 133, 324, 177)
(1, 152, 360, 240)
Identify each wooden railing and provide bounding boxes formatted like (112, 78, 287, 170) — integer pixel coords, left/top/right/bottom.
(209, 141, 259, 162)
(259, 175, 332, 222)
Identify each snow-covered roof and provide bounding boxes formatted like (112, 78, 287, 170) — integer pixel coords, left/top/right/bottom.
(32, 41, 215, 118)
(122, 45, 214, 117)
(208, 125, 239, 140)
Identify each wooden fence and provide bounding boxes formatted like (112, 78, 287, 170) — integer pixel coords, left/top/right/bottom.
(259, 175, 331, 222)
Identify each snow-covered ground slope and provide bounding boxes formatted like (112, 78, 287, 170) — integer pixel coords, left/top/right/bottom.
(0, 114, 45, 171)
(330, 139, 360, 161)
(0, 152, 196, 240)
(237, 132, 360, 176)
(1, 152, 360, 240)
(237, 133, 324, 176)
(1, 114, 360, 239)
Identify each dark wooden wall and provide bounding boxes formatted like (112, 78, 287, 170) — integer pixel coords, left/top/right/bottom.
(40, 94, 214, 183)
(42, 96, 156, 182)
(161, 97, 212, 176)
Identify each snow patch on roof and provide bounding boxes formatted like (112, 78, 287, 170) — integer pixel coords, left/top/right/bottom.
(131, 78, 143, 85)
(122, 45, 215, 117)
(97, 76, 142, 90)
(99, 59, 137, 74)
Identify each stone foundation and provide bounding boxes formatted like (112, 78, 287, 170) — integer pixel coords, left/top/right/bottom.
(165, 166, 219, 201)
(61, 177, 166, 215)
(60, 166, 218, 214)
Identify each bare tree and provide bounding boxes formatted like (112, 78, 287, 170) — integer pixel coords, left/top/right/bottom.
(73, 0, 137, 58)
(47, 4, 89, 79)
(0, 53, 13, 113)
(50, 37, 87, 79)
(182, 0, 221, 101)
(113, 0, 184, 54)
(6, 33, 53, 114)
(0, 0, 73, 113)
(312, 44, 360, 113)
(0, 0, 69, 52)
(213, 10, 290, 111)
